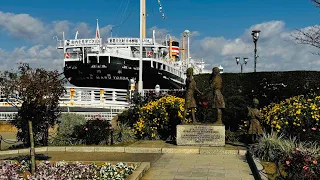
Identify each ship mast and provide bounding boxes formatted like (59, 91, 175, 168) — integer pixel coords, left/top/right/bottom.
(138, 0, 145, 95)
(142, 0, 146, 38)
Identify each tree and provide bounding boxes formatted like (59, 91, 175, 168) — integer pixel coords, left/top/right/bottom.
(0, 63, 66, 174)
(291, 1, 320, 55)
(312, 0, 320, 7)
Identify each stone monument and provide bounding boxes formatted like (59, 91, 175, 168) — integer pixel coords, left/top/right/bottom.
(176, 67, 225, 146)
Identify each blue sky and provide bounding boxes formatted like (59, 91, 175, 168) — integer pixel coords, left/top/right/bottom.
(0, 0, 319, 72)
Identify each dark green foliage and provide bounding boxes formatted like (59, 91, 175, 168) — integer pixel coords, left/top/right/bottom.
(113, 123, 136, 144)
(50, 114, 87, 146)
(72, 117, 112, 145)
(194, 71, 320, 130)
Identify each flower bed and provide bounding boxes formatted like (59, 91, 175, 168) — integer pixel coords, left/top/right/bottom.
(261, 94, 320, 141)
(0, 160, 137, 180)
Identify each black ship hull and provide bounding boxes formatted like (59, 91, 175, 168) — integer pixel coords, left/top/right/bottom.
(64, 56, 185, 89)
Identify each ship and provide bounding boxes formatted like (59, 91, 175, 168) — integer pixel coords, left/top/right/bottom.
(54, 0, 207, 90)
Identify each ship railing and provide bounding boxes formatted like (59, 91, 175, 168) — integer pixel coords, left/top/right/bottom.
(57, 40, 64, 48)
(0, 86, 130, 108)
(0, 110, 126, 121)
(127, 89, 185, 104)
(60, 86, 129, 107)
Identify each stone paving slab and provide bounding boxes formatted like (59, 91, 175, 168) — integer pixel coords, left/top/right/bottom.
(141, 154, 254, 180)
(128, 140, 247, 155)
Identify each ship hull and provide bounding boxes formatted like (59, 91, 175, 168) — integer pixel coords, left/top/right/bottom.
(64, 57, 185, 89)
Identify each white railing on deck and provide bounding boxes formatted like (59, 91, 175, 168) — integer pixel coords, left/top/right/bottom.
(60, 86, 129, 107)
(0, 86, 129, 108)
(0, 110, 127, 121)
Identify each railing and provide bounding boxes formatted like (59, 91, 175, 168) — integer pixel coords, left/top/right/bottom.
(0, 86, 129, 108)
(60, 86, 129, 107)
(0, 107, 127, 121)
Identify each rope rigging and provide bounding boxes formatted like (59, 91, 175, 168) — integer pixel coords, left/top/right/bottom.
(105, 0, 166, 38)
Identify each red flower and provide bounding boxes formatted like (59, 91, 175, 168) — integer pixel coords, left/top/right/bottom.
(203, 102, 208, 106)
(286, 161, 290, 166)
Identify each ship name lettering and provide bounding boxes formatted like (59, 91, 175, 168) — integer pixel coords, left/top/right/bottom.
(113, 76, 129, 80)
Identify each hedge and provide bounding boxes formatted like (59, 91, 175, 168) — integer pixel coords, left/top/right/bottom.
(194, 71, 320, 130)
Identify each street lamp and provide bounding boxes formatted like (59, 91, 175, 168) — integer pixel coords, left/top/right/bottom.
(184, 30, 190, 68)
(251, 30, 260, 72)
(235, 57, 248, 73)
(219, 65, 224, 74)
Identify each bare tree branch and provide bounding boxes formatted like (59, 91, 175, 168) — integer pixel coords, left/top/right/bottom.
(312, 0, 320, 8)
(291, 25, 320, 55)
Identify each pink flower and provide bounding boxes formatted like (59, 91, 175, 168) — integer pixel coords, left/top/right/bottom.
(313, 160, 317, 164)
(312, 127, 317, 131)
(303, 166, 308, 170)
(286, 161, 290, 166)
(296, 147, 300, 151)
(84, 128, 88, 131)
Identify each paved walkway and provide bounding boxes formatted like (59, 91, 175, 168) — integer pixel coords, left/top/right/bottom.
(141, 154, 254, 180)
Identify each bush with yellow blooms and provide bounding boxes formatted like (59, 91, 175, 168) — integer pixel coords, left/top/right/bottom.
(133, 95, 192, 140)
(261, 94, 320, 141)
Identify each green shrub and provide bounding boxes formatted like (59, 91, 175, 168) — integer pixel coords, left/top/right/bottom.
(72, 116, 112, 145)
(113, 123, 136, 144)
(250, 132, 296, 162)
(49, 113, 87, 145)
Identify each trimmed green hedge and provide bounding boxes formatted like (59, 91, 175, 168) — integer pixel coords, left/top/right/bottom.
(194, 71, 320, 130)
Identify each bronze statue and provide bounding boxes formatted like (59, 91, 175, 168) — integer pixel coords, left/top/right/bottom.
(182, 67, 202, 124)
(209, 67, 225, 124)
(247, 98, 263, 143)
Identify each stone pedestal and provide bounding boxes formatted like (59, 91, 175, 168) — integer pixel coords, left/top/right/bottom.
(176, 124, 225, 146)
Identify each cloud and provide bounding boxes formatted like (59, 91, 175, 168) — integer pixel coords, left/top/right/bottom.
(0, 11, 113, 71)
(0, 11, 45, 40)
(0, 45, 62, 72)
(0, 11, 319, 74)
(191, 20, 320, 72)
(0, 11, 112, 43)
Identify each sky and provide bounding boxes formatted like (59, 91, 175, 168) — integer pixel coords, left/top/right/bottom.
(0, 0, 319, 73)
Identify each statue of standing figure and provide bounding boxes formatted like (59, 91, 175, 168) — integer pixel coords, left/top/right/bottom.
(182, 67, 202, 124)
(247, 98, 263, 143)
(209, 67, 225, 124)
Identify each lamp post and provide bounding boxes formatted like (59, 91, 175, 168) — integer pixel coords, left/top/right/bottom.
(235, 57, 248, 73)
(184, 30, 190, 68)
(219, 65, 224, 74)
(251, 30, 260, 72)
